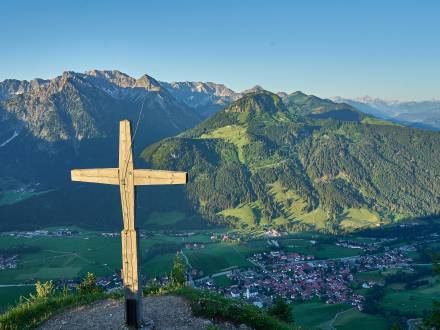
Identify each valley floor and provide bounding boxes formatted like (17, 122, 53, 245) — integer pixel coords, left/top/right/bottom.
(0, 217, 439, 329)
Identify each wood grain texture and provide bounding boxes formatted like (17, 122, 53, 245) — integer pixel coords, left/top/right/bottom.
(134, 169, 187, 185)
(71, 168, 119, 185)
(118, 120, 135, 231)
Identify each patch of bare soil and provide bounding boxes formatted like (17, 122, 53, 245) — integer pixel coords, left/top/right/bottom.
(38, 295, 251, 330)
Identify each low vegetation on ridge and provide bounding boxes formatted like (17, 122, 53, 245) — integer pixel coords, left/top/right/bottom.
(0, 254, 296, 330)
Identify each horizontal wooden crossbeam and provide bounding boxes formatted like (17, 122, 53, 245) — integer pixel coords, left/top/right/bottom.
(133, 169, 187, 185)
(71, 168, 119, 185)
(71, 168, 187, 186)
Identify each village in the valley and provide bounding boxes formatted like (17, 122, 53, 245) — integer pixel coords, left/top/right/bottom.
(0, 224, 437, 312)
(195, 244, 412, 311)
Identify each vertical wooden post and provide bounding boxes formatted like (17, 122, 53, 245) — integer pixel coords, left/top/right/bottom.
(70, 119, 187, 329)
(119, 120, 143, 328)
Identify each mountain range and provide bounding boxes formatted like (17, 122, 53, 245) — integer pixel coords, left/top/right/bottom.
(334, 96, 440, 131)
(0, 70, 439, 232)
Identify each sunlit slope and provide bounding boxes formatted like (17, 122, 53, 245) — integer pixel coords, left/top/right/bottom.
(142, 91, 440, 232)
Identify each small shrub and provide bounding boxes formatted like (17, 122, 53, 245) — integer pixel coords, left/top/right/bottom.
(77, 272, 102, 295)
(28, 281, 55, 301)
(173, 287, 296, 330)
(267, 296, 294, 324)
(170, 252, 187, 287)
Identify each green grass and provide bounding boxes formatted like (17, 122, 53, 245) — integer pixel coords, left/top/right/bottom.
(0, 229, 272, 311)
(379, 282, 440, 315)
(0, 287, 35, 313)
(0, 292, 109, 330)
(213, 275, 236, 288)
(0, 190, 51, 206)
(143, 253, 176, 278)
(173, 286, 296, 330)
(338, 208, 380, 230)
(355, 270, 386, 283)
(268, 182, 330, 230)
(221, 183, 381, 232)
(282, 241, 361, 259)
(186, 244, 253, 276)
(361, 117, 401, 127)
(0, 230, 217, 307)
(332, 308, 388, 330)
(199, 125, 250, 163)
(0, 234, 122, 285)
(220, 203, 257, 226)
(0, 230, 219, 283)
(292, 300, 351, 329)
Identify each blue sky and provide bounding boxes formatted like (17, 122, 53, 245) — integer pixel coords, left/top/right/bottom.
(1, 0, 439, 100)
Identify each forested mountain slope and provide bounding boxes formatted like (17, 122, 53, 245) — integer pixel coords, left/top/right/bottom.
(142, 92, 440, 232)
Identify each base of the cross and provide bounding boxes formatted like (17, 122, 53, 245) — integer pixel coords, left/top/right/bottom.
(121, 228, 143, 328)
(125, 295, 143, 329)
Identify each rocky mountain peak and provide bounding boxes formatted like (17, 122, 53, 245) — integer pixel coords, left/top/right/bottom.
(135, 74, 162, 91)
(242, 85, 266, 94)
(84, 69, 136, 89)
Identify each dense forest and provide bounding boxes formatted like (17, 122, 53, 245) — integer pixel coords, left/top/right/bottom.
(141, 91, 440, 233)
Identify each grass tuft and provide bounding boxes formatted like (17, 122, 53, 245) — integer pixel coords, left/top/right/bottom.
(0, 292, 111, 330)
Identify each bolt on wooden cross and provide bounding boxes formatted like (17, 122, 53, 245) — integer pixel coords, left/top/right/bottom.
(71, 120, 187, 328)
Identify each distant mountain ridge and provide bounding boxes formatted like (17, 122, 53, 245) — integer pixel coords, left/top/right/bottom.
(159, 81, 240, 117)
(334, 96, 440, 130)
(0, 70, 202, 186)
(1, 70, 439, 233)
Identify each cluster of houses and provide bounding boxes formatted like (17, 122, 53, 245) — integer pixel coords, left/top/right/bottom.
(53, 272, 124, 292)
(3, 228, 76, 238)
(0, 254, 17, 270)
(352, 249, 410, 271)
(196, 246, 413, 311)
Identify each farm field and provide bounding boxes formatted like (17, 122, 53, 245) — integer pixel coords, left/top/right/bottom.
(280, 238, 362, 259)
(0, 224, 438, 327)
(332, 308, 388, 330)
(291, 300, 387, 330)
(0, 229, 228, 284)
(0, 227, 271, 309)
(185, 243, 254, 275)
(292, 300, 352, 329)
(379, 281, 440, 315)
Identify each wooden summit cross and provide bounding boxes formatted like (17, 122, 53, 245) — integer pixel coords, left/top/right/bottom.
(71, 120, 187, 328)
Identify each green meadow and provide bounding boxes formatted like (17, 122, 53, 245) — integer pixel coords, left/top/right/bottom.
(332, 308, 388, 330)
(379, 281, 440, 315)
(0, 227, 275, 309)
(292, 300, 351, 329)
(291, 300, 388, 330)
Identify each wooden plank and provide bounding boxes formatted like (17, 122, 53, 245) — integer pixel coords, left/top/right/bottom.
(121, 228, 143, 324)
(71, 168, 119, 185)
(134, 169, 188, 185)
(119, 120, 135, 231)
(121, 229, 141, 293)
